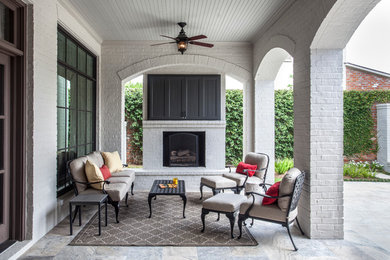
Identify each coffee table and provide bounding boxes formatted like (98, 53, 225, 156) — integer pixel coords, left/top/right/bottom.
(148, 179, 187, 218)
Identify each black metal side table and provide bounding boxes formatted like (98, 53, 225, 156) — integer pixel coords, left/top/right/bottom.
(69, 193, 108, 236)
(148, 180, 186, 218)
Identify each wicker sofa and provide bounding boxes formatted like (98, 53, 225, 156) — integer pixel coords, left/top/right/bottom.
(68, 151, 135, 223)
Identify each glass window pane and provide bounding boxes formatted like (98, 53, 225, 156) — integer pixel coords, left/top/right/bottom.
(68, 109, 77, 147)
(78, 75, 86, 110)
(78, 111, 86, 145)
(77, 145, 85, 157)
(66, 39, 77, 68)
(58, 32, 66, 62)
(0, 65, 3, 115)
(86, 144, 92, 154)
(87, 80, 94, 111)
(0, 119, 3, 170)
(68, 147, 77, 161)
(57, 108, 66, 149)
(57, 65, 66, 107)
(66, 70, 77, 109)
(86, 112, 93, 143)
(57, 151, 67, 180)
(78, 48, 86, 73)
(0, 3, 13, 43)
(87, 55, 94, 77)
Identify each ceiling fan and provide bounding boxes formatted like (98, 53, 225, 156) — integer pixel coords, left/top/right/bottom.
(151, 22, 214, 54)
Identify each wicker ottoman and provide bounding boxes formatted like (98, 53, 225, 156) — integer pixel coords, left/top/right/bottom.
(199, 176, 237, 199)
(201, 193, 247, 238)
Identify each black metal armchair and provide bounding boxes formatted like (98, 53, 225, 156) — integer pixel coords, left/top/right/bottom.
(238, 169, 305, 251)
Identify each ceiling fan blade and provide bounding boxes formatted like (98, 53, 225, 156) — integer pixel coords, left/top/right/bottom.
(150, 42, 176, 46)
(189, 41, 214, 48)
(188, 35, 207, 41)
(160, 35, 178, 41)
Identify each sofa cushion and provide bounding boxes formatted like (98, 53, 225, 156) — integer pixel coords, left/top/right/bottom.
(85, 160, 105, 190)
(100, 165, 112, 180)
(236, 162, 257, 177)
(101, 151, 123, 173)
(104, 182, 128, 201)
(278, 168, 301, 212)
(262, 182, 280, 205)
(111, 169, 135, 184)
(201, 176, 236, 189)
(244, 152, 268, 180)
(69, 156, 88, 192)
(203, 193, 247, 212)
(240, 201, 297, 222)
(223, 172, 262, 186)
(86, 151, 104, 168)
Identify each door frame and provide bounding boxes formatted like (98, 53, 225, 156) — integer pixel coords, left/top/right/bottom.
(0, 0, 27, 242)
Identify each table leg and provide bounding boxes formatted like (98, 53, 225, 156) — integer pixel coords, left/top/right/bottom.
(79, 206, 82, 226)
(105, 199, 107, 226)
(148, 194, 154, 218)
(180, 195, 187, 218)
(98, 204, 101, 236)
(69, 202, 72, 235)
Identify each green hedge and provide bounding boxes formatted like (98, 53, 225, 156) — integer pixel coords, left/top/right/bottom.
(124, 83, 143, 164)
(275, 90, 294, 159)
(344, 90, 390, 156)
(225, 90, 243, 165)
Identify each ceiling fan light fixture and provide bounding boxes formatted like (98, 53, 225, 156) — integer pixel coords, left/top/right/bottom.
(177, 40, 187, 54)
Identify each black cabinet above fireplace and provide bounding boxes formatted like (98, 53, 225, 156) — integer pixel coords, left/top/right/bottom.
(147, 74, 221, 120)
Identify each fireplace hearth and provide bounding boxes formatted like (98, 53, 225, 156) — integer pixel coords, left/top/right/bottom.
(163, 132, 205, 167)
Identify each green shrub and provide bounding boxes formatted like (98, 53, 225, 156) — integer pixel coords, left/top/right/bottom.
(275, 90, 294, 159)
(343, 161, 377, 178)
(225, 89, 243, 165)
(124, 82, 143, 164)
(275, 158, 294, 175)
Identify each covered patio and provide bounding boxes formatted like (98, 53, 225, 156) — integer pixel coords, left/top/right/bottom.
(0, 0, 386, 258)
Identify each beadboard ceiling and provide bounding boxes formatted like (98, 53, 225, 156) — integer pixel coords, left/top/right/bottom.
(66, 0, 292, 42)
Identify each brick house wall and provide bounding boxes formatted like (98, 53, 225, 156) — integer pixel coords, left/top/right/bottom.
(345, 63, 390, 161)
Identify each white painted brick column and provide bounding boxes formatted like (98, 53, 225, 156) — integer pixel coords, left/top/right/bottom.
(254, 80, 275, 184)
(377, 104, 390, 172)
(295, 49, 344, 239)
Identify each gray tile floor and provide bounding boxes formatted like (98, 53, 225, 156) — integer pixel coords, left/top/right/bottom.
(19, 182, 390, 260)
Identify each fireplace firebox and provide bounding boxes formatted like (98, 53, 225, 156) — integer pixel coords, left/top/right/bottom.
(163, 132, 205, 167)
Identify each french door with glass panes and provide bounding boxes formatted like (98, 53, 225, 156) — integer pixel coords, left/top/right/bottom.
(0, 52, 10, 244)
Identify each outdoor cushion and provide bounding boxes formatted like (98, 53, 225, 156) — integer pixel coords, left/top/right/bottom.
(78, 183, 128, 202)
(106, 176, 133, 187)
(240, 202, 297, 222)
(278, 168, 301, 212)
(236, 162, 257, 177)
(201, 176, 236, 189)
(223, 172, 262, 186)
(262, 182, 280, 205)
(203, 193, 247, 212)
(69, 156, 88, 192)
(100, 165, 112, 180)
(86, 151, 104, 168)
(101, 151, 123, 173)
(112, 169, 136, 183)
(244, 152, 268, 179)
(85, 160, 105, 190)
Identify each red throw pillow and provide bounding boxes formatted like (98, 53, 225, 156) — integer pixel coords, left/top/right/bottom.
(236, 162, 258, 177)
(100, 165, 112, 180)
(262, 182, 281, 205)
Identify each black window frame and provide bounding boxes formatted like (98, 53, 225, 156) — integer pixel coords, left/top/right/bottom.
(56, 26, 97, 197)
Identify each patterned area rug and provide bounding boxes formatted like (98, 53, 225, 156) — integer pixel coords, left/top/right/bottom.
(70, 192, 258, 246)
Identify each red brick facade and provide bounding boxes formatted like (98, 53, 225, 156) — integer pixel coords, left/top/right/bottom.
(345, 64, 390, 161)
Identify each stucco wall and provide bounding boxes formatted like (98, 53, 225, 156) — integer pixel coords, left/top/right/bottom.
(27, 0, 101, 243)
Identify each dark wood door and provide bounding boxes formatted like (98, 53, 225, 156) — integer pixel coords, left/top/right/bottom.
(0, 52, 10, 244)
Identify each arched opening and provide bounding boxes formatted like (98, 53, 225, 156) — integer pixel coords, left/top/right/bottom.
(254, 47, 293, 184)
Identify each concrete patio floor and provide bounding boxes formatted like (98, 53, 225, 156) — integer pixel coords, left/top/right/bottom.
(18, 182, 390, 260)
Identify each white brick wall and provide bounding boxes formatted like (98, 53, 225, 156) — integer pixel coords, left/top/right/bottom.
(27, 0, 102, 244)
(101, 41, 253, 158)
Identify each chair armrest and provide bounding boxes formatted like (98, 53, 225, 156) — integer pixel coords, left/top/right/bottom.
(122, 163, 128, 167)
(72, 179, 111, 185)
(241, 167, 267, 186)
(242, 191, 291, 216)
